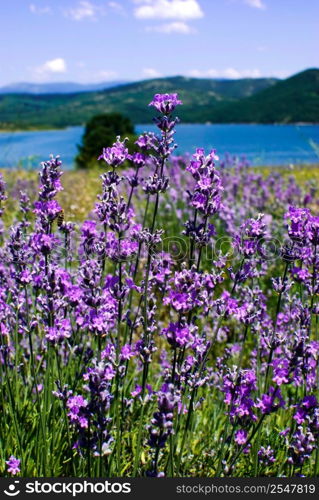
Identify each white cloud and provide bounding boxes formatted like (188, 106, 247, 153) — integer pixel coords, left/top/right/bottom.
(188, 68, 262, 79)
(29, 3, 52, 14)
(142, 68, 163, 78)
(108, 1, 126, 14)
(134, 0, 203, 20)
(244, 0, 266, 10)
(36, 58, 67, 75)
(64, 1, 103, 21)
(146, 21, 194, 33)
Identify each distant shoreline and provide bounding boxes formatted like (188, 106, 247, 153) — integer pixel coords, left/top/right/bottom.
(1, 122, 319, 133)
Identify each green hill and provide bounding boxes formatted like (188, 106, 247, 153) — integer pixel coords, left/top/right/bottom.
(210, 68, 319, 123)
(0, 76, 277, 130)
(0, 69, 318, 130)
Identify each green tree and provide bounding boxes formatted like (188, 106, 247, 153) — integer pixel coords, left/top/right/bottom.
(75, 113, 136, 168)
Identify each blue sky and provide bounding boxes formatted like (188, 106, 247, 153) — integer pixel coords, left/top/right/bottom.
(1, 0, 318, 85)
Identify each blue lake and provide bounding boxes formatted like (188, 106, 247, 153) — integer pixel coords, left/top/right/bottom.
(0, 124, 318, 169)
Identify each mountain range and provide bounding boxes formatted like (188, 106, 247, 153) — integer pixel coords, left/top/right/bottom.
(0, 81, 128, 94)
(0, 69, 318, 130)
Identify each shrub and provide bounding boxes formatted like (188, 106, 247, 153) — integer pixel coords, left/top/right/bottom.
(75, 113, 136, 168)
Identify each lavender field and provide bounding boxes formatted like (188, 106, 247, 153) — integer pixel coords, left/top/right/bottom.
(1, 94, 319, 478)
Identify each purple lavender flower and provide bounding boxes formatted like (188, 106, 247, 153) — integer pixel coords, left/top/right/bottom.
(147, 383, 180, 476)
(0, 174, 7, 217)
(257, 386, 285, 414)
(284, 206, 310, 243)
(258, 446, 276, 466)
(1, 93, 319, 478)
(67, 395, 89, 428)
(38, 155, 63, 201)
(45, 318, 72, 344)
(272, 358, 290, 385)
(98, 136, 130, 167)
(149, 93, 182, 115)
(6, 456, 20, 476)
(19, 190, 31, 215)
(135, 132, 158, 151)
(34, 200, 62, 223)
(130, 152, 146, 167)
(31, 232, 58, 255)
(306, 215, 319, 244)
(287, 427, 316, 466)
(162, 322, 194, 349)
(235, 213, 267, 258)
(294, 396, 317, 424)
(187, 149, 223, 217)
(222, 368, 257, 423)
(234, 429, 248, 445)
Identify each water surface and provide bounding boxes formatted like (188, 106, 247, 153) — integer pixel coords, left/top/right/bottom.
(0, 124, 318, 169)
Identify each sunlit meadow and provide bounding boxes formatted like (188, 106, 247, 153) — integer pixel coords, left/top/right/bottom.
(1, 94, 319, 478)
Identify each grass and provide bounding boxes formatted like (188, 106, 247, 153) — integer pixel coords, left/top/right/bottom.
(2, 163, 319, 226)
(1, 160, 319, 478)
